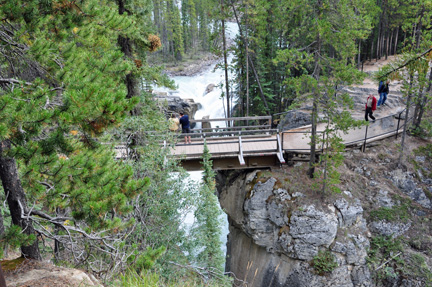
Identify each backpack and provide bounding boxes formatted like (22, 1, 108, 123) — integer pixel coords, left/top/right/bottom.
(378, 81, 384, 93)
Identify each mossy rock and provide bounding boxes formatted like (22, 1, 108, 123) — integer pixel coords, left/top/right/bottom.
(1, 257, 26, 272)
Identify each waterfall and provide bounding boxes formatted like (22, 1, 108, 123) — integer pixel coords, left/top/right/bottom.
(154, 22, 239, 255)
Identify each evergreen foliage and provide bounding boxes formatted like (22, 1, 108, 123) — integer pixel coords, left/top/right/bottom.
(151, 0, 220, 61)
(0, 0, 172, 278)
(187, 142, 225, 275)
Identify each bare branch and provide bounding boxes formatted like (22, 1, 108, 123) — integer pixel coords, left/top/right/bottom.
(0, 78, 32, 86)
(380, 47, 432, 79)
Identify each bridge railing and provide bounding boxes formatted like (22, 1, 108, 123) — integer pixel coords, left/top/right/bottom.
(279, 108, 414, 154)
(191, 116, 272, 128)
(179, 115, 273, 139)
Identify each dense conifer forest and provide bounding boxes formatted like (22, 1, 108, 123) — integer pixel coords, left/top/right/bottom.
(0, 0, 432, 286)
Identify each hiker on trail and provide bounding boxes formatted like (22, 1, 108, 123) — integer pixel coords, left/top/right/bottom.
(169, 113, 180, 132)
(179, 112, 192, 144)
(378, 80, 389, 107)
(365, 94, 377, 122)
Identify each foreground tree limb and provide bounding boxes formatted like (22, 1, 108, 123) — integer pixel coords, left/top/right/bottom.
(0, 140, 40, 260)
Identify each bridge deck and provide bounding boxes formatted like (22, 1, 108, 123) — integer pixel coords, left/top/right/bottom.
(172, 135, 277, 158)
(171, 110, 408, 170)
(115, 112, 409, 171)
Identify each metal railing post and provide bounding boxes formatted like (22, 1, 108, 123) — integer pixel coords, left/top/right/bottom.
(395, 111, 402, 139)
(362, 125, 369, 152)
(321, 131, 325, 153)
(276, 130, 285, 164)
(238, 131, 245, 165)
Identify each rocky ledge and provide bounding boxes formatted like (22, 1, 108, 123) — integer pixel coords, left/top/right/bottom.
(216, 135, 432, 287)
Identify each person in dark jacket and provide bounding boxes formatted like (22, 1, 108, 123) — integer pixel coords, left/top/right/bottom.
(179, 112, 192, 144)
(365, 94, 377, 122)
(378, 80, 389, 107)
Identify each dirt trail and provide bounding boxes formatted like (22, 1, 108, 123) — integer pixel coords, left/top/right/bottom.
(355, 55, 404, 91)
(349, 55, 406, 120)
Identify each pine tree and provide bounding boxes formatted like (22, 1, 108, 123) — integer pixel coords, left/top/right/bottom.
(0, 0, 167, 268)
(188, 142, 225, 274)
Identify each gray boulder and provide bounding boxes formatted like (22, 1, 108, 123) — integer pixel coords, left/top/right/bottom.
(334, 198, 364, 228)
(289, 205, 338, 260)
(152, 91, 199, 119)
(351, 265, 373, 287)
(369, 220, 411, 238)
(278, 110, 312, 130)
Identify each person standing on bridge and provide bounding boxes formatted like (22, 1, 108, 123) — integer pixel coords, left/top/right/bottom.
(179, 112, 192, 144)
(365, 94, 377, 122)
(169, 113, 180, 132)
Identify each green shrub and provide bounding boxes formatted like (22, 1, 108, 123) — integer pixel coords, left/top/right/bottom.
(312, 250, 338, 275)
(369, 198, 411, 222)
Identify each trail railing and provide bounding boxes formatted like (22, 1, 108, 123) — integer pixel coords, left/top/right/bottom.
(279, 108, 414, 155)
(116, 109, 414, 170)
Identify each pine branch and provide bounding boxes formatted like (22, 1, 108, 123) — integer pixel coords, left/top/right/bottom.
(380, 47, 432, 79)
(0, 78, 32, 85)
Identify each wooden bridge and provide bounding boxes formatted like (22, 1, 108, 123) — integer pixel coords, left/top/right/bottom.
(169, 111, 408, 171)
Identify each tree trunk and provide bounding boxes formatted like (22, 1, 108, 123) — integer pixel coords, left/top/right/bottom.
(221, 0, 230, 125)
(0, 264, 6, 287)
(376, 18, 381, 59)
(414, 66, 432, 128)
(398, 74, 414, 168)
(416, 18, 423, 50)
(394, 27, 399, 55)
(230, 1, 270, 115)
(118, 0, 139, 114)
(0, 140, 41, 259)
(389, 28, 394, 56)
(385, 30, 390, 59)
(357, 40, 361, 68)
(309, 35, 322, 178)
(0, 206, 4, 236)
(245, 0, 249, 118)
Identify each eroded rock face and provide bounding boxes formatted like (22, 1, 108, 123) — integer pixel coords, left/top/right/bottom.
(288, 205, 338, 260)
(278, 110, 312, 130)
(390, 169, 432, 209)
(217, 170, 373, 287)
(152, 91, 199, 119)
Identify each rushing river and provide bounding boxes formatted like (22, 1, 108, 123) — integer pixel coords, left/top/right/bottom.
(155, 23, 239, 254)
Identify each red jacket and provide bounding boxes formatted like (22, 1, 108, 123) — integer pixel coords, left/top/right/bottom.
(365, 95, 377, 111)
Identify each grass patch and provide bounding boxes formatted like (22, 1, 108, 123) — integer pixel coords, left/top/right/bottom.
(311, 250, 338, 275)
(369, 196, 411, 222)
(367, 235, 404, 282)
(403, 253, 432, 286)
(114, 269, 232, 287)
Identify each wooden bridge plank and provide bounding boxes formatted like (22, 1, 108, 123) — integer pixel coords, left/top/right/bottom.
(169, 112, 407, 170)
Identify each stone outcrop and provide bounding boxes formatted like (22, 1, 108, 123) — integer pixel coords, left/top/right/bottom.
(390, 169, 432, 209)
(5, 259, 101, 287)
(277, 86, 405, 131)
(278, 110, 312, 130)
(152, 91, 199, 119)
(216, 136, 432, 287)
(216, 170, 373, 287)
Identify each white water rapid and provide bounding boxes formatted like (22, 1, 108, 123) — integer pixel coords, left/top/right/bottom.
(156, 23, 239, 255)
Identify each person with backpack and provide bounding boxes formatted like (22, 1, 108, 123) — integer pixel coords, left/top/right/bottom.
(377, 80, 389, 107)
(179, 112, 192, 144)
(169, 113, 180, 132)
(365, 94, 377, 122)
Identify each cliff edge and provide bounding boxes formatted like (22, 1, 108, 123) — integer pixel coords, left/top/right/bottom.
(216, 135, 432, 287)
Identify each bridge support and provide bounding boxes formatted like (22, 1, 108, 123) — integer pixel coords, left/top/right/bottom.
(180, 154, 284, 171)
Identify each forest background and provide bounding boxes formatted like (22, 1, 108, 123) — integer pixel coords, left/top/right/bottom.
(0, 0, 432, 286)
